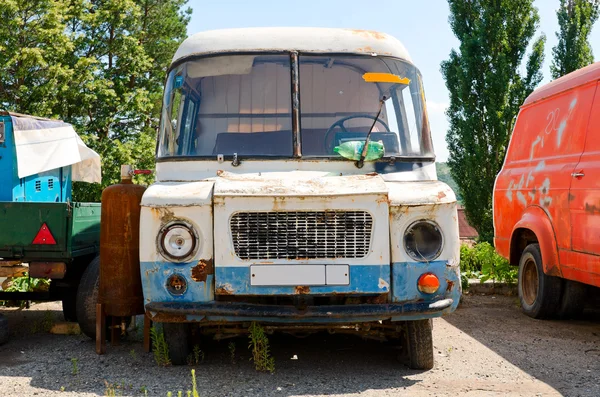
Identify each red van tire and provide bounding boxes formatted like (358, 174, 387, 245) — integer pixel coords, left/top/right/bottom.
(518, 244, 562, 319)
(557, 280, 587, 319)
(406, 319, 434, 370)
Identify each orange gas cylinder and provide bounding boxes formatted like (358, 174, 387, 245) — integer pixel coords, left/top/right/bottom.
(99, 165, 146, 317)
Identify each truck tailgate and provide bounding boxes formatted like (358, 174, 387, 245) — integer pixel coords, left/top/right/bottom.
(0, 202, 69, 258)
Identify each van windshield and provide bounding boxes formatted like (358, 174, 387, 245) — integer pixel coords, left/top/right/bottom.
(157, 54, 433, 159)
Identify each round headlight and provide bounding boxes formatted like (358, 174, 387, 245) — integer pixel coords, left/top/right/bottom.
(158, 221, 198, 261)
(403, 220, 443, 262)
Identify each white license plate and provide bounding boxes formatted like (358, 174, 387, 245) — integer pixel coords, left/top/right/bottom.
(250, 265, 349, 286)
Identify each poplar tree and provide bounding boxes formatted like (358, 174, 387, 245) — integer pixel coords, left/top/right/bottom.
(441, 0, 546, 242)
(551, 0, 599, 79)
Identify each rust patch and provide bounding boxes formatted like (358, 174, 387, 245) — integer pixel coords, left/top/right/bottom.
(295, 285, 310, 295)
(365, 294, 388, 304)
(446, 280, 455, 292)
(349, 29, 387, 40)
(191, 258, 214, 282)
(437, 191, 447, 199)
(150, 207, 177, 224)
(365, 172, 379, 176)
(546, 265, 562, 277)
(569, 193, 576, 202)
(216, 283, 234, 295)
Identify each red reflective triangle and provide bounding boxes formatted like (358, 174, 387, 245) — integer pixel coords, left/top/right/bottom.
(32, 223, 57, 245)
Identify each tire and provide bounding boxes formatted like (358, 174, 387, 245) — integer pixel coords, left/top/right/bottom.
(163, 323, 190, 365)
(76, 256, 100, 339)
(406, 319, 434, 370)
(518, 244, 562, 319)
(558, 280, 587, 319)
(0, 313, 9, 345)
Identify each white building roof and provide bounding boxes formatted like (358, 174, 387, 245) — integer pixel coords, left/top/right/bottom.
(172, 27, 412, 64)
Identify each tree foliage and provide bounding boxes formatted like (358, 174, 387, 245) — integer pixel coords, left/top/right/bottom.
(0, 0, 72, 116)
(441, 0, 545, 243)
(0, 0, 191, 201)
(551, 0, 599, 79)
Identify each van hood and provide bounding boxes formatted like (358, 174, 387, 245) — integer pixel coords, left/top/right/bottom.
(213, 170, 388, 197)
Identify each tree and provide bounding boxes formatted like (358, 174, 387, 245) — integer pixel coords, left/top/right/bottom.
(441, 0, 546, 243)
(60, 0, 191, 201)
(551, 0, 599, 79)
(0, 0, 72, 117)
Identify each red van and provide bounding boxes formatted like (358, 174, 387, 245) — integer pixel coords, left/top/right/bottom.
(494, 62, 600, 319)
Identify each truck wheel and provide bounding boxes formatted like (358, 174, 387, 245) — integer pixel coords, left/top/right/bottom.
(0, 314, 9, 345)
(76, 256, 100, 339)
(163, 323, 190, 365)
(406, 319, 434, 370)
(518, 244, 562, 319)
(558, 280, 587, 319)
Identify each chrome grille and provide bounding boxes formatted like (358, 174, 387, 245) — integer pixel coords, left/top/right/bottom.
(230, 210, 373, 260)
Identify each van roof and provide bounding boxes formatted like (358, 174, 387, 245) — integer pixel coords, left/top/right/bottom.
(172, 27, 412, 64)
(524, 61, 600, 106)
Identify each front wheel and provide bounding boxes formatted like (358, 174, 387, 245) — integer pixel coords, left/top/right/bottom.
(163, 323, 190, 365)
(518, 244, 562, 319)
(406, 319, 434, 370)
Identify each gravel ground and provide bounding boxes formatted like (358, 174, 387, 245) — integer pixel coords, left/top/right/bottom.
(1, 294, 599, 397)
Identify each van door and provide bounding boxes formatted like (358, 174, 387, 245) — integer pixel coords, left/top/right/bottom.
(570, 81, 600, 258)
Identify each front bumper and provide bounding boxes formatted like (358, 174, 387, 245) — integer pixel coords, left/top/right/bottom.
(145, 298, 455, 323)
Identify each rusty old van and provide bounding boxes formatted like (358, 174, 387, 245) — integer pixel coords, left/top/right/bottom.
(140, 28, 461, 369)
(494, 62, 600, 319)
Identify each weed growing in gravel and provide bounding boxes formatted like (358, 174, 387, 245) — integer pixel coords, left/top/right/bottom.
(104, 381, 118, 396)
(150, 326, 171, 366)
(130, 349, 137, 361)
(191, 369, 199, 397)
(71, 358, 79, 375)
(228, 341, 236, 364)
(187, 344, 204, 366)
(248, 322, 275, 373)
(139, 385, 148, 396)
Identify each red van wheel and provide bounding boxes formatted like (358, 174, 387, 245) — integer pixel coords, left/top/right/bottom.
(518, 244, 562, 319)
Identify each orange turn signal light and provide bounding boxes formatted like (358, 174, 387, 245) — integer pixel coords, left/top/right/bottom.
(417, 273, 440, 294)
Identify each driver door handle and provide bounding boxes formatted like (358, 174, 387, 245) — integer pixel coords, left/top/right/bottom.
(571, 171, 585, 178)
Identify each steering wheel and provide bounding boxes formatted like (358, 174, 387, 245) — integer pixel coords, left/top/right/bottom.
(323, 114, 391, 153)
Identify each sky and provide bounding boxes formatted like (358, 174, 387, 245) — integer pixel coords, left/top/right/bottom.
(185, 0, 600, 161)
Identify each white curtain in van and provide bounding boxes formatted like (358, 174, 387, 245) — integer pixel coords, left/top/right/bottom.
(11, 115, 101, 183)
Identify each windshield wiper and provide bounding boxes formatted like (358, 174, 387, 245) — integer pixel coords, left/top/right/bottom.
(356, 96, 386, 168)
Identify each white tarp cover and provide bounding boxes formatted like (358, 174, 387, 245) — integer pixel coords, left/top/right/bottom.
(11, 115, 101, 183)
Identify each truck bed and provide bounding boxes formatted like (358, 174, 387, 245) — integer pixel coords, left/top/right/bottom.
(0, 202, 100, 261)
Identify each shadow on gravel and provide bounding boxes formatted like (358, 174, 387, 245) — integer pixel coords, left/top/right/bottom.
(444, 292, 600, 396)
(1, 305, 423, 396)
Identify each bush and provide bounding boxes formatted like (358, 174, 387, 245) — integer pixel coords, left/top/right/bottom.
(460, 242, 517, 285)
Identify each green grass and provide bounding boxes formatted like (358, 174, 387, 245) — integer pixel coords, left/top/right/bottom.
(150, 327, 171, 367)
(248, 322, 275, 373)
